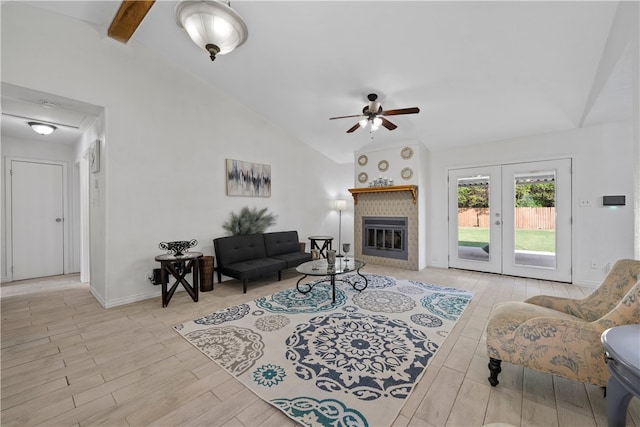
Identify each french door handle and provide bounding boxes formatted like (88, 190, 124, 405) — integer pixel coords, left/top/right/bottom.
(495, 220, 501, 225)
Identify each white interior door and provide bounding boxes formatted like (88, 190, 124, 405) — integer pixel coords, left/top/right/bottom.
(10, 160, 64, 281)
(449, 159, 572, 282)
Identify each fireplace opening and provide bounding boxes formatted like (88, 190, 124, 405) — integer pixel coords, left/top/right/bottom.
(362, 216, 408, 260)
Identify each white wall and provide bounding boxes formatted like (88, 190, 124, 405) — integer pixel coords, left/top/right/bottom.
(428, 120, 636, 286)
(2, 3, 352, 306)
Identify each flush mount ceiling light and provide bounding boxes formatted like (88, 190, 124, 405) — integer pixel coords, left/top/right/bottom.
(175, 0, 248, 62)
(28, 122, 57, 136)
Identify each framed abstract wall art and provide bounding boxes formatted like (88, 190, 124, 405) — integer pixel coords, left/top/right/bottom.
(226, 159, 271, 197)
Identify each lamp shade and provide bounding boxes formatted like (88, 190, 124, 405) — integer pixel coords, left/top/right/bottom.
(335, 199, 347, 211)
(175, 0, 248, 61)
(28, 122, 56, 135)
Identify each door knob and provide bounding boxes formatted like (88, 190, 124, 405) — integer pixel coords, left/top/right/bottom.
(495, 220, 501, 225)
(55, 218, 62, 222)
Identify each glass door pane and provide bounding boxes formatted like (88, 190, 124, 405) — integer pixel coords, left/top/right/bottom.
(502, 159, 572, 282)
(457, 175, 490, 262)
(448, 166, 502, 274)
(513, 170, 556, 268)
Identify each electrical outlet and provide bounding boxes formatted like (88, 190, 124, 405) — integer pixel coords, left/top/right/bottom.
(579, 199, 592, 207)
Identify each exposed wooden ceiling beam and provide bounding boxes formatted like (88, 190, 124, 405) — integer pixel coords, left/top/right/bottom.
(108, 0, 156, 43)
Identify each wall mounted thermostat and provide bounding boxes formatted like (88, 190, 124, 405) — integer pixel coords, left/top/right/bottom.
(602, 195, 625, 206)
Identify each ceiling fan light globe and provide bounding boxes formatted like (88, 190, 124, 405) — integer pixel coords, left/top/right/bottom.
(372, 117, 382, 126)
(359, 119, 368, 128)
(371, 124, 380, 131)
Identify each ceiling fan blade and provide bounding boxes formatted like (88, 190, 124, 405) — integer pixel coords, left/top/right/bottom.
(346, 123, 361, 133)
(380, 117, 397, 130)
(108, 0, 156, 43)
(330, 114, 365, 120)
(380, 107, 420, 116)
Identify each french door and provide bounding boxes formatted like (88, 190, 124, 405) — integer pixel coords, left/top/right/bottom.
(448, 159, 572, 282)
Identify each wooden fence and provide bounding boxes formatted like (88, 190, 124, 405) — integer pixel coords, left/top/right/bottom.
(458, 207, 555, 230)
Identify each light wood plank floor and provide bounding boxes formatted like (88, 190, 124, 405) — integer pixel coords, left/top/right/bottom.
(2, 266, 639, 426)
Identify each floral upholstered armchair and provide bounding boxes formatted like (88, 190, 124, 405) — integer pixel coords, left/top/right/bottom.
(486, 259, 640, 387)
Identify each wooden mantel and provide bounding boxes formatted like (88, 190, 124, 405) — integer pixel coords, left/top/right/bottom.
(348, 185, 418, 205)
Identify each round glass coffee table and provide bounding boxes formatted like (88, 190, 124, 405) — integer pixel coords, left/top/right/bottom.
(296, 257, 367, 303)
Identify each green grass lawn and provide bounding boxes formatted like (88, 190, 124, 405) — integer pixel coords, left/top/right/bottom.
(458, 227, 556, 252)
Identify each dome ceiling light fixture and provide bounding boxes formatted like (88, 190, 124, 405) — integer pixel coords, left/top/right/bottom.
(28, 122, 57, 136)
(175, 0, 248, 62)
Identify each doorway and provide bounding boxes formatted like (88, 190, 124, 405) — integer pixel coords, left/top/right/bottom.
(7, 159, 66, 281)
(448, 159, 572, 282)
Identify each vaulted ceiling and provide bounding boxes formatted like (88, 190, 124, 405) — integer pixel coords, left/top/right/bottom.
(1, 1, 634, 163)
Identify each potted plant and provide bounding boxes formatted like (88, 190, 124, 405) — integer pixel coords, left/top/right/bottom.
(222, 206, 277, 235)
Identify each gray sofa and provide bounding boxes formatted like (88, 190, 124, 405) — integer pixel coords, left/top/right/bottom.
(213, 231, 311, 293)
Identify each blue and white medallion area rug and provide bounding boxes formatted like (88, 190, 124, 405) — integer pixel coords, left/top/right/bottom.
(174, 274, 474, 427)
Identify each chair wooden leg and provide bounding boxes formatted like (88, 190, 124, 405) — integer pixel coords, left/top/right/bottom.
(488, 358, 502, 386)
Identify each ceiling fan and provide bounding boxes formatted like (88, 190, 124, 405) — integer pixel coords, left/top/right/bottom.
(330, 93, 420, 133)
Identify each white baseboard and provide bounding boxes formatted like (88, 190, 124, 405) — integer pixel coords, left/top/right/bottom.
(91, 285, 164, 309)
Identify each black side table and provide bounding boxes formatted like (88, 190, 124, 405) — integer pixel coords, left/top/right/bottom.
(308, 236, 333, 258)
(155, 252, 203, 307)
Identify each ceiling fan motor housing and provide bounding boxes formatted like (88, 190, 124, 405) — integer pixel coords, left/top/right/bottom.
(366, 93, 381, 115)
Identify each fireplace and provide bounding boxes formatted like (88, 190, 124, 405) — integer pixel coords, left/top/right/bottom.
(349, 185, 419, 270)
(362, 216, 408, 260)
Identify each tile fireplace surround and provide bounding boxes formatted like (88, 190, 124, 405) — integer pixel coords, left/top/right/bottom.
(349, 186, 419, 270)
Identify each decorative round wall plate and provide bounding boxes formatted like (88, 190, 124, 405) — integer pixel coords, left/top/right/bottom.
(401, 167, 413, 180)
(400, 146, 414, 160)
(358, 172, 368, 183)
(357, 155, 368, 166)
(378, 160, 389, 172)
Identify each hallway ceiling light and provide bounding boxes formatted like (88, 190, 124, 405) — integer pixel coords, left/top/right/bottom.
(28, 122, 57, 135)
(175, 0, 248, 62)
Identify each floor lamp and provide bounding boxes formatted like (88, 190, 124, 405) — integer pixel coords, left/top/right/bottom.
(335, 199, 347, 257)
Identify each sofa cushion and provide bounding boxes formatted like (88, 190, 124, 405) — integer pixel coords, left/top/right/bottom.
(264, 231, 302, 257)
(271, 251, 312, 268)
(214, 234, 267, 266)
(218, 258, 286, 281)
